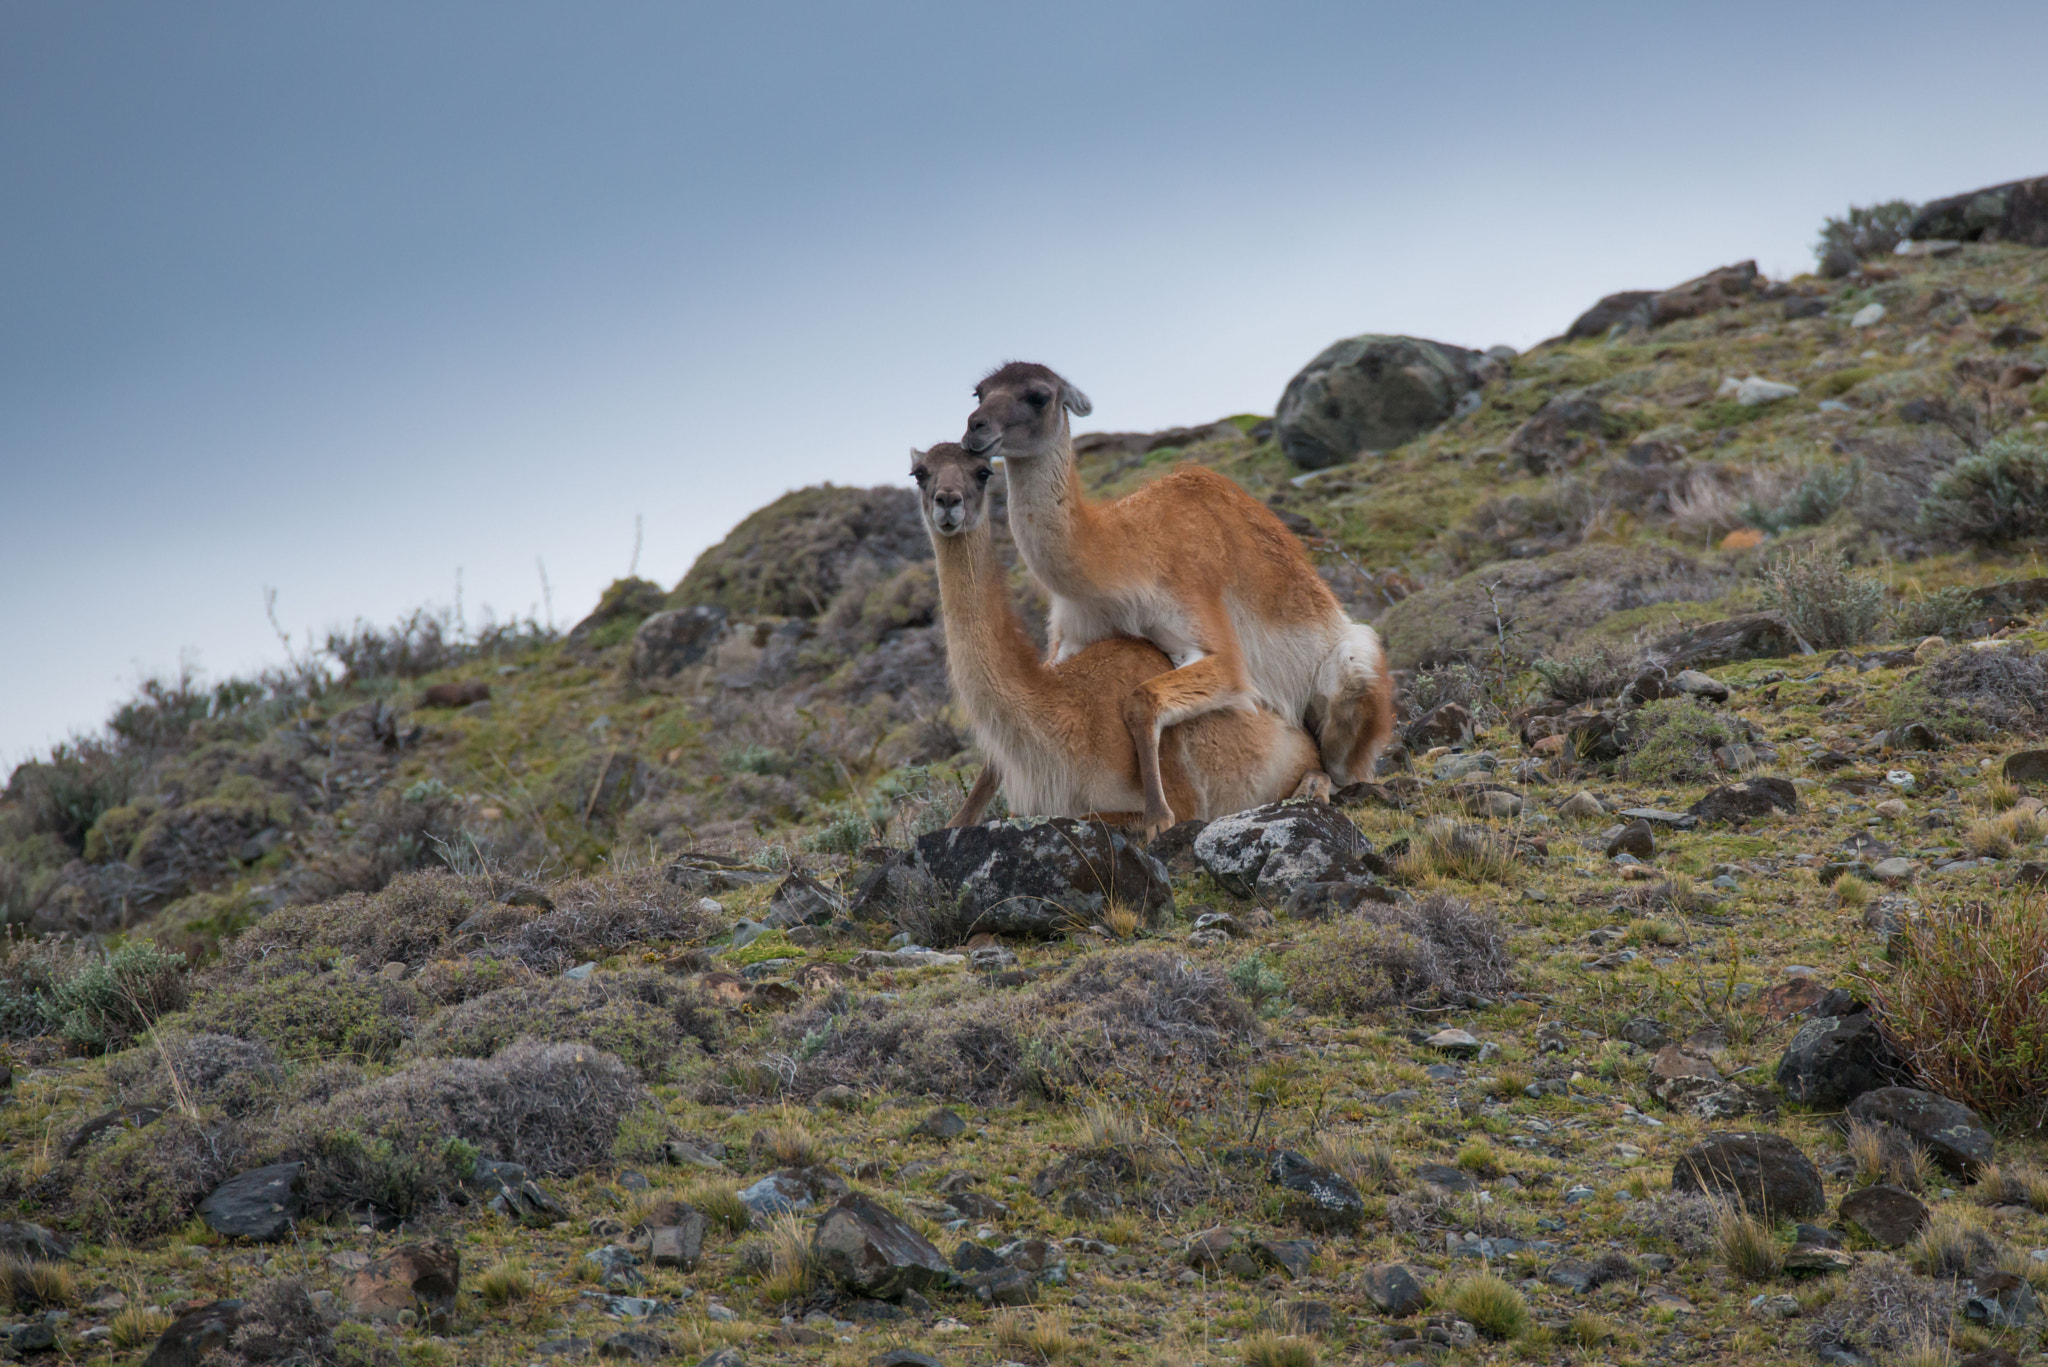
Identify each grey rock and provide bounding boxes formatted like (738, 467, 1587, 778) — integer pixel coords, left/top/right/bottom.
(1653, 613, 1813, 671)
(631, 606, 730, 681)
(1361, 1263, 1429, 1317)
(1194, 800, 1385, 899)
(870, 1353, 944, 1367)
(1845, 1087, 1993, 1176)
(1776, 1012, 1909, 1108)
(649, 1216, 706, 1272)
(597, 1332, 669, 1361)
(1425, 1029, 1482, 1059)
(139, 1299, 243, 1367)
(1566, 290, 1657, 340)
(1274, 334, 1494, 469)
(1963, 1273, 2038, 1328)
(1672, 1132, 1825, 1219)
(1907, 176, 2048, 248)
(1406, 701, 1473, 748)
(763, 872, 846, 929)
(2003, 749, 2048, 785)
(197, 1162, 303, 1242)
(1688, 778, 1800, 826)
(1839, 1184, 1929, 1248)
(584, 1245, 645, 1291)
(1559, 790, 1605, 820)
(911, 819, 1170, 935)
(1606, 821, 1655, 859)
(813, 1194, 951, 1300)
(1269, 1151, 1365, 1232)
(0, 1223, 69, 1263)
(919, 1108, 967, 1141)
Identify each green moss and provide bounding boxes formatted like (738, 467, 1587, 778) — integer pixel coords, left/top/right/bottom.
(181, 971, 414, 1063)
(1621, 699, 1742, 784)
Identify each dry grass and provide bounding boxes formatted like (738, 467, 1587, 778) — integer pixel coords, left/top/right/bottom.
(110, 1304, 175, 1350)
(1859, 891, 2048, 1130)
(1396, 821, 1520, 884)
(752, 1106, 826, 1168)
(1079, 1101, 1150, 1152)
(757, 1211, 816, 1309)
(1239, 1331, 1317, 1367)
(1908, 1207, 1997, 1279)
(0, 1258, 76, 1311)
(1889, 1332, 1957, 1367)
(1714, 1203, 1783, 1282)
(1101, 900, 1145, 941)
(1961, 807, 2045, 859)
(1848, 1120, 1937, 1192)
(1444, 1270, 1529, 1340)
(996, 1307, 1081, 1363)
(1973, 1161, 2048, 1214)
(1312, 1133, 1397, 1192)
(1836, 874, 1873, 909)
(1562, 1311, 1616, 1348)
(680, 1179, 751, 1234)
(1985, 777, 2021, 812)
(475, 1258, 536, 1309)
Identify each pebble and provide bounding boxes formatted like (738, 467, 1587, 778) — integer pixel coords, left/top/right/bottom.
(1564, 1185, 1596, 1204)
(1850, 303, 1887, 328)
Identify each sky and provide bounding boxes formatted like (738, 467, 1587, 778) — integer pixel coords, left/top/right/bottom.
(5, 1, 2047, 767)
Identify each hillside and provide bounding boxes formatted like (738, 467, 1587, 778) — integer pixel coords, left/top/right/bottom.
(1, 180, 2046, 1367)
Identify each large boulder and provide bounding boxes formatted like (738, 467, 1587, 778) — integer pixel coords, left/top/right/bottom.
(1565, 291, 1657, 341)
(630, 606, 731, 682)
(910, 819, 1172, 936)
(1193, 801, 1386, 900)
(669, 484, 929, 619)
(1269, 1150, 1366, 1232)
(1653, 613, 1814, 670)
(812, 1193, 952, 1300)
(343, 1239, 461, 1333)
(1839, 1185, 1930, 1248)
(1688, 778, 1800, 826)
(1648, 261, 1761, 327)
(1776, 1012, 1910, 1109)
(1379, 544, 1727, 669)
(1274, 335, 1495, 470)
(1845, 1087, 1994, 1177)
(196, 1162, 303, 1242)
(1510, 393, 1614, 474)
(1907, 176, 2048, 248)
(1671, 1132, 1825, 1219)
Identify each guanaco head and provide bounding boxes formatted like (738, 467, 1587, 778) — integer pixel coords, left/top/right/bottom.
(962, 361, 1092, 460)
(911, 442, 995, 538)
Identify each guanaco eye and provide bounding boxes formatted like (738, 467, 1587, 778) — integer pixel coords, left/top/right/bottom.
(1027, 390, 1050, 410)
(911, 467, 929, 485)
(974, 466, 991, 485)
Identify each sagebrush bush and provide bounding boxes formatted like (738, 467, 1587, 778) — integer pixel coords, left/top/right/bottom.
(1621, 698, 1742, 784)
(1816, 200, 1917, 262)
(44, 941, 188, 1053)
(1859, 893, 2048, 1131)
(1919, 433, 2048, 547)
(0, 931, 95, 1039)
(1885, 644, 2047, 742)
(1891, 585, 1982, 640)
(1757, 548, 1886, 649)
(1807, 1257, 1956, 1361)
(1532, 642, 1639, 705)
(1285, 893, 1511, 1019)
(3, 740, 135, 853)
(410, 969, 720, 1079)
(1741, 462, 1859, 533)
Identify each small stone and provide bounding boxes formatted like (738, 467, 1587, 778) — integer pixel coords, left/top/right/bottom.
(813, 1085, 860, 1112)
(1361, 1263, 1429, 1317)
(562, 962, 596, 981)
(920, 1108, 968, 1140)
(1850, 303, 1886, 328)
(1839, 1184, 1929, 1248)
(1871, 857, 1915, 884)
(1606, 821, 1655, 859)
(1559, 790, 1606, 820)
(1672, 670, 1730, 702)
(1425, 1029, 1482, 1058)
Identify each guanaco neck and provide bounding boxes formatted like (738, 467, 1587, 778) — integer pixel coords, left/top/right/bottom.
(929, 516, 1069, 732)
(996, 430, 1105, 597)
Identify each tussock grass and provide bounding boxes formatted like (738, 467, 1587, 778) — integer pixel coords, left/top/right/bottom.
(1985, 777, 2021, 812)
(1562, 1311, 1616, 1348)
(1312, 1134, 1397, 1192)
(680, 1179, 751, 1234)
(1456, 1140, 1503, 1179)
(1889, 1331, 1956, 1367)
(1445, 1270, 1529, 1340)
(1396, 821, 1520, 884)
(0, 1257, 76, 1311)
(1101, 900, 1145, 941)
(751, 1105, 826, 1168)
(1836, 874, 1872, 909)
(1848, 1120, 1936, 1192)
(756, 1212, 817, 1308)
(111, 1305, 175, 1350)
(1239, 1331, 1317, 1367)
(996, 1307, 1078, 1362)
(475, 1258, 536, 1309)
(1908, 1207, 1996, 1279)
(1961, 807, 2045, 859)
(1973, 1161, 2048, 1214)
(1078, 1101, 1149, 1152)
(1714, 1203, 1783, 1282)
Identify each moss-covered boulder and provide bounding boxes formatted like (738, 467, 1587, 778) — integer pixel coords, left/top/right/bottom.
(669, 484, 928, 619)
(1378, 544, 1728, 669)
(1274, 335, 1493, 470)
(566, 577, 667, 649)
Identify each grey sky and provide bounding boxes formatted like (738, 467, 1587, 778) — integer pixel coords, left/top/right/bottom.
(4, 1, 2045, 764)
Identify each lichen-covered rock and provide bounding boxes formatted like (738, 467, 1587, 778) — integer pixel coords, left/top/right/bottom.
(197, 1162, 303, 1242)
(1907, 176, 2048, 247)
(631, 606, 731, 681)
(1193, 802, 1385, 900)
(1268, 1150, 1365, 1232)
(1652, 612, 1812, 671)
(1845, 1087, 1994, 1177)
(1274, 334, 1495, 470)
(911, 819, 1172, 936)
(813, 1193, 952, 1300)
(1776, 1011, 1910, 1109)
(1688, 778, 1800, 825)
(669, 484, 929, 619)
(1671, 1132, 1824, 1219)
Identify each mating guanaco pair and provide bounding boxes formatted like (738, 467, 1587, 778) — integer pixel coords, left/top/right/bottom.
(912, 362, 1394, 838)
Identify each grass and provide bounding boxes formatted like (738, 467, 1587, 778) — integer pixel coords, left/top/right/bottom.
(1396, 821, 1520, 883)
(1973, 1161, 2048, 1213)
(1847, 1120, 1936, 1192)
(1239, 1331, 1318, 1367)
(111, 1304, 175, 1350)
(475, 1257, 536, 1308)
(1908, 1207, 1995, 1279)
(1312, 1133, 1397, 1192)
(996, 1308, 1081, 1363)
(1960, 806, 2045, 859)
(752, 1106, 826, 1167)
(756, 1211, 817, 1309)
(1445, 1270, 1530, 1341)
(0, 1257, 76, 1311)
(680, 1179, 751, 1234)
(1714, 1203, 1783, 1282)
(1835, 873, 1872, 909)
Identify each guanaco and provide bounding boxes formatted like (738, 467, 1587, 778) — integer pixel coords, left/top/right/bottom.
(912, 442, 1323, 828)
(960, 361, 1394, 837)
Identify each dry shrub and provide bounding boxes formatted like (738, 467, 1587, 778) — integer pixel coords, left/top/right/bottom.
(1887, 645, 2048, 742)
(1621, 698, 1743, 784)
(1284, 892, 1512, 1019)
(1715, 1201, 1783, 1281)
(1808, 1256, 1959, 1359)
(409, 969, 719, 1080)
(1758, 548, 1886, 649)
(1858, 892, 2048, 1131)
(77, 1111, 240, 1241)
(181, 970, 420, 1063)
(407, 956, 536, 1007)
(1625, 1192, 1720, 1256)
(1533, 642, 1641, 705)
(769, 948, 1255, 1104)
(105, 1031, 285, 1118)
(227, 1277, 334, 1364)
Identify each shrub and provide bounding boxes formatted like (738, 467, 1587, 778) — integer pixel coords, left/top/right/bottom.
(1625, 1192, 1720, 1256)
(1741, 462, 1859, 533)
(1857, 892, 2048, 1131)
(227, 1277, 335, 1364)
(1816, 200, 1918, 263)
(1444, 1270, 1529, 1340)
(78, 1111, 237, 1241)
(1757, 548, 1886, 649)
(105, 1031, 285, 1118)
(44, 941, 188, 1053)
(4, 741, 135, 853)
(1919, 433, 2048, 547)
(1891, 585, 1983, 641)
(1884, 644, 2048, 742)
(410, 969, 720, 1079)
(1621, 698, 1742, 784)
(1396, 821, 1520, 883)
(1532, 642, 1639, 705)
(1808, 1257, 1957, 1361)
(1228, 953, 1291, 1016)
(1285, 893, 1512, 1019)
(0, 931, 94, 1039)
(182, 971, 416, 1063)
(1404, 661, 1485, 719)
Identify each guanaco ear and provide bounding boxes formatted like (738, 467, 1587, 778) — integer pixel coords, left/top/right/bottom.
(1059, 377, 1093, 418)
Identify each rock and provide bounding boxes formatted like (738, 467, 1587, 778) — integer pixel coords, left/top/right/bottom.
(1653, 613, 1812, 670)
(1964, 1273, 2039, 1328)
(763, 873, 845, 929)
(813, 1084, 860, 1111)
(1839, 1185, 1930, 1248)
(1650, 261, 1760, 327)
(1186, 1227, 1259, 1278)
(0, 1223, 69, 1263)
(1845, 1087, 1994, 1176)
(631, 606, 731, 681)
(693, 1350, 746, 1367)
(1193, 801, 1385, 899)
(1425, 1029, 1482, 1059)
(197, 1162, 303, 1242)
(140, 1299, 243, 1367)
(1819, 243, 1861, 278)
(419, 680, 490, 708)
(1648, 1044, 1720, 1092)
(1559, 790, 1606, 820)
(813, 1194, 952, 1300)
(1671, 669, 1731, 702)
(2004, 750, 2048, 785)
(1565, 290, 1658, 340)
(1871, 857, 1915, 885)
(1510, 393, 1611, 474)
(1776, 1012, 1909, 1108)
(1144, 820, 1210, 879)
(1361, 1263, 1430, 1317)
(1688, 778, 1800, 826)
(1720, 375, 1800, 406)
(1907, 176, 2048, 248)
(649, 1215, 706, 1272)
(1758, 978, 1832, 1022)
(1850, 303, 1887, 328)
(920, 1108, 968, 1140)
(1620, 1016, 1670, 1049)
(738, 1168, 842, 1219)
(1414, 1163, 1476, 1193)
(911, 819, 1170, 935)
(1671, 1132, 1825, 1219)
(1256, 1238, 1316, 1280)
(1992, 324, 2045, 349)
(665, 852, 779, 894)
(971, 1266, 1034, 1306)
(1269, 1151, 1365, 1232)
(1274, 334, 1495, 469)
(1404, 701, 1473, 748)
(871, 1353, 944, 1367)
(583, 1245, 646, 1291)
(344, 1239, 461, 1332)
(1606, 821, 1655, 859)
(1784, 1244, 1854, 1274)
(1465, 789, 1523, 819)
(597, 1333, 669, 1362)
(1785, 295, 1831, 319)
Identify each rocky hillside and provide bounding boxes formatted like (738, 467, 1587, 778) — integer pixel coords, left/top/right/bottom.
(0, 176, 2045, 1367)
